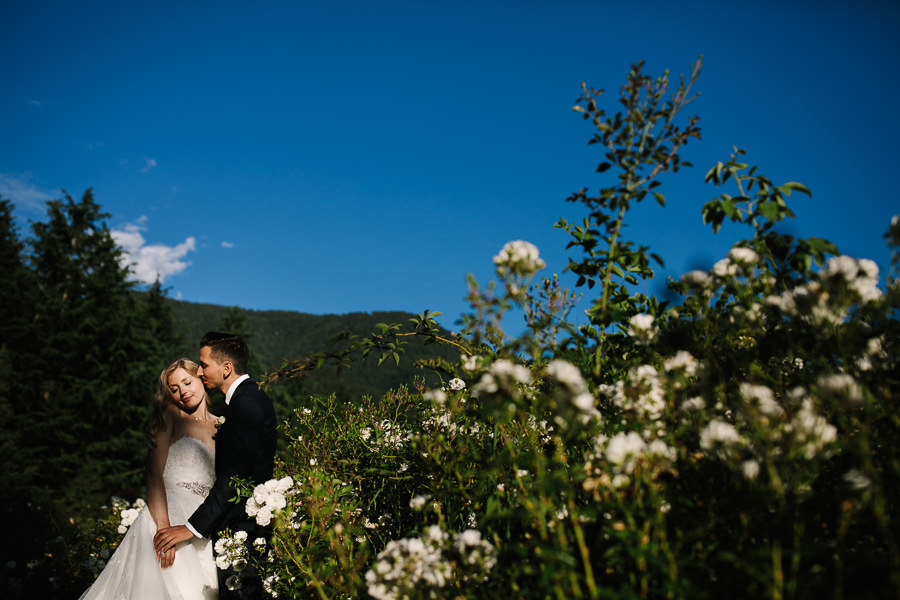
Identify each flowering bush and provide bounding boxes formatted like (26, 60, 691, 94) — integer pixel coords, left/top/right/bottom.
(64, 57, 899, 599)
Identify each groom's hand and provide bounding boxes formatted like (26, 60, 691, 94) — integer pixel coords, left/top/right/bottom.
(153, 525, 194, 569)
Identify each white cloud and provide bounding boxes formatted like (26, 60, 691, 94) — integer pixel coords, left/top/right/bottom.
(0, 173, 55, 213)
(29, 99, 41, 108)
(111, 216, 196, 284)
(221, 241, 234, 248)
(140, 157, 157, 173)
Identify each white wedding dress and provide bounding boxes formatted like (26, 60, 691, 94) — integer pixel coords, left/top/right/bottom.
(80, 436, 219, 599)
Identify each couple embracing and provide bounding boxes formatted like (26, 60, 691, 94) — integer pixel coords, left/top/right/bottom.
(80, 332, 277, 599)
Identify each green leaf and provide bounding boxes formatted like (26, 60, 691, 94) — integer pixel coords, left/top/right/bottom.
(778, 181, 811, 197)
(653, 192, 666, 207)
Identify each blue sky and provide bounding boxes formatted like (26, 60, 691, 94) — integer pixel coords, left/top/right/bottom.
(2, 1, 898, 330)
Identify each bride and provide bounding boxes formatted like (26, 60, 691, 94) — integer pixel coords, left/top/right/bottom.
(80, 358, 219, 599)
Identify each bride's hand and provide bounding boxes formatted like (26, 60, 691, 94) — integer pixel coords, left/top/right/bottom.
(157, 545, 176, 569)
(153, 525, 194, 569)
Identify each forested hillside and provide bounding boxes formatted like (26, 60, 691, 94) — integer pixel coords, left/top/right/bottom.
(166, 300, 458, 405)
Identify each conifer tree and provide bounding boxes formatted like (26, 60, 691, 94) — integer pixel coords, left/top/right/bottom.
(0, 198, 44, 569)
(27, 190, 158, 506)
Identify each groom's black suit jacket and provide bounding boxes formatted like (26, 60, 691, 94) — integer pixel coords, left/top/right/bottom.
(188, 377, 277, 540)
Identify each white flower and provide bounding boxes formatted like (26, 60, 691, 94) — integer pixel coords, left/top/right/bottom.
(547, 360, 585, 392)
(424, 389, 448, 405)
(451, 529, 498, 571)
(493, 240, 546, 277)
(791, 399, 837, 459)
(448, 378, 466, 391)
(409, 495, 430, 510)
(471, 359, 531, 398)
(226, 575, 242, 590)
(700, 419, 744, 455)
(739, 383, 784, 418)
(263, 574, 279, 596)
(663, 350, 698, 376)
(843, 468, 872, 491)
(824, 255, 882, 303)
(461, 355, 480, 372)
(613, 365, 666, 419)
(605, 432, 646, 470)
(118, 502, 143, 534)
(680, 396, 706, 412)
(215, 530, 250, 572)
(546, 360, 600, 426)
(712, 258, 738, 278)
(817, 373, 864, 406)
(245, 478, 294, 526)
(741, 460, 760, 480)
(681, 270, 711, 289)
(728, 246, 759, 265)
(360, 427, 372, 441)
(627, 313, 658, 345)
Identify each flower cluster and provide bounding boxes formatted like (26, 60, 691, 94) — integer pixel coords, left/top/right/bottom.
(365, 525, 498, 600)
(626, 313, 658, 345)
(546, 359, 600, 426)
(492, 240, 546, 278)
(214, 530, 249, 572)
(359, 419, 412, 452)
(117, 498, 146, 534)
(449, 529, 498, 577)
(471, 359, 531, 399)
(245, 476, 295, 527)
(610, 364, 666, 420)
(766, 255, 882, 327)
(448, 377, 466, 391)
(365, 525, 450, 600)
(586, 431, 676, 489)
(789, 394, 838, 460)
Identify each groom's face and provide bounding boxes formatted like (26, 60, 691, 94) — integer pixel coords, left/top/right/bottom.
(198, 345, 229, 393)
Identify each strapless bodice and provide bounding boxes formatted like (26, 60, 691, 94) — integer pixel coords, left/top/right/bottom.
(163, 436, 215, 498)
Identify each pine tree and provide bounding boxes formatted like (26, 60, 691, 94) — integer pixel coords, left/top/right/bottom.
(0, 198, 49, 574)
(27, 190, 155, 507)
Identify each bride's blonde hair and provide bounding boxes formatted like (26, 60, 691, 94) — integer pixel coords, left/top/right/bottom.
(148, 358, 210, 444)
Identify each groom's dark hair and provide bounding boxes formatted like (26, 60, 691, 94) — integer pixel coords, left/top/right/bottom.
(200, 331, 250, 375)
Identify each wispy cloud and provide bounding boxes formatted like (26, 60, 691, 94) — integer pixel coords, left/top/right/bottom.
(0, 173, 56, 214)
(111, 216, 196, 284)
(221, 241, 234, 248)
(140, 157, 157, 173)
(29, 99, 41, 108)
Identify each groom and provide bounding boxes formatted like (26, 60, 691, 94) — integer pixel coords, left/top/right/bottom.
(154, 332, 277, 598)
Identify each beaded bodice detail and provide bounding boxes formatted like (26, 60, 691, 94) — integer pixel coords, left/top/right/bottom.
(164, 436, 215, 498)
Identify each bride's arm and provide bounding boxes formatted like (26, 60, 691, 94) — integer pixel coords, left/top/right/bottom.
(147, 407, 174, 531)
